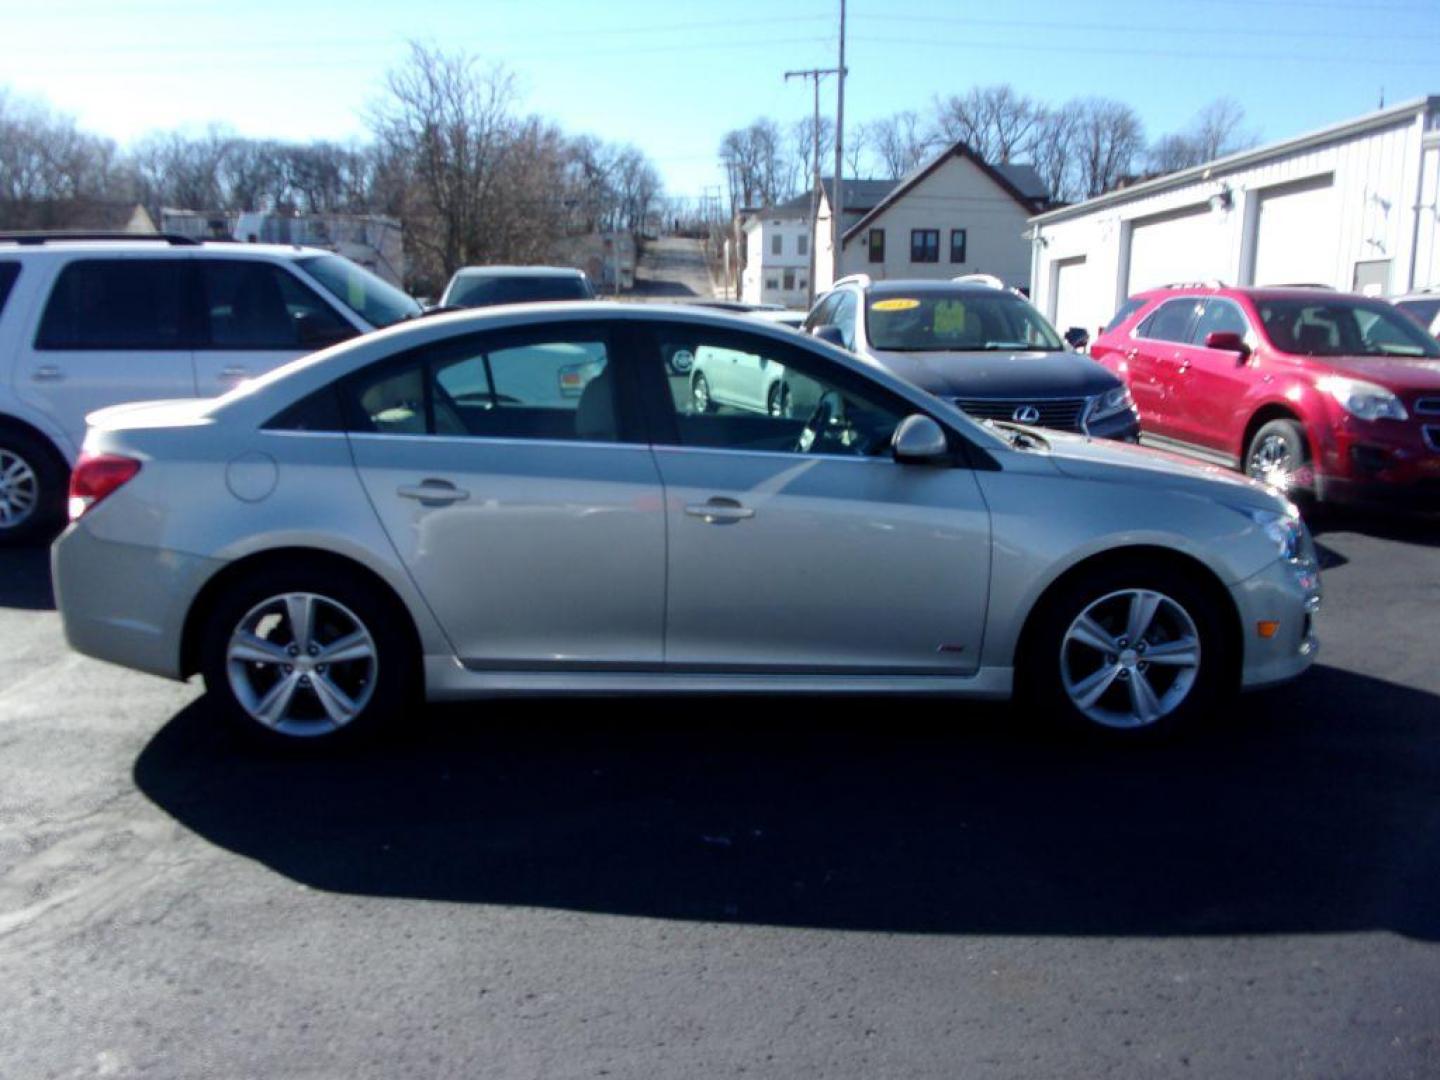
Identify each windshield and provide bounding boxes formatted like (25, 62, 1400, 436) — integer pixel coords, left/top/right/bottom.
(865, 292, 1065, 352)
(446, 274, 594, 307)
(296, 254, 421, 329)
(1255, 298, 1440, 359)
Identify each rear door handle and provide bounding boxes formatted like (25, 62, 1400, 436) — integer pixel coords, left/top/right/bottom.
(685, 497, 755, 524)
(31, 365, 64, 382)
(397, 480, 470, 505)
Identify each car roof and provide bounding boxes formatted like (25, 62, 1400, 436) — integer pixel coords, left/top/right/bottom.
(1133, 284, 1383, 304)
(860, 279, 1023, 297)
(0, 238, 330, 260)
(449, 265, 586, 279)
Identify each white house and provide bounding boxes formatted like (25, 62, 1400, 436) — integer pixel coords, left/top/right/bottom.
(1029, 95, 1440, 338)
(813, 146, 1048, 294)
(739, 199, 821, 307)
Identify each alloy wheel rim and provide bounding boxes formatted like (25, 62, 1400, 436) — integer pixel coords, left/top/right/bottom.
(768, 385, 786, 417)
(1248, 434, 1293, 487)
(1060, 588, 1201, 729)
(225, 592, 378, 737)
(692, 375, 709, 412)
(0, 449, 39, 530)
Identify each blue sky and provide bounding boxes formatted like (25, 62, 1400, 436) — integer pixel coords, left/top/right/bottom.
(5, 0, 1437, 199)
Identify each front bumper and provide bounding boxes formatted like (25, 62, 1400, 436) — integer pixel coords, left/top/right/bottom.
(1315, 416, 1440, 509)
(1085, 407, 1142, 443)
(1232, 555, 1322, 691)
(52, 523, 221, 680)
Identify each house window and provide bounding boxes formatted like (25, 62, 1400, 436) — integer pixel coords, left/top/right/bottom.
(911, 229, 939, 263)
(772, 234, 783, 257)
(783, 270, 795, 291)
(797, 234, 809, 257)
(868, 229, 885, 264)
(765, 277, 779, 290)
(949, 229, 967, 264)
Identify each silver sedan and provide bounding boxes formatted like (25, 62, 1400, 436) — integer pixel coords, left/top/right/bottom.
(53, 303, 1321, 746)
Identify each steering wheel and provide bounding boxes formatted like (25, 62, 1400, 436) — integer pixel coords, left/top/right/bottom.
(794, 394, 836, 453)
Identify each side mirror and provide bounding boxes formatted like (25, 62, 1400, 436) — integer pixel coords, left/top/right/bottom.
(1204, 330, 1251, 359)
(813, 325, 846, 348)
(1064, 326, 1090, 352)
(891, 414, 949, 465)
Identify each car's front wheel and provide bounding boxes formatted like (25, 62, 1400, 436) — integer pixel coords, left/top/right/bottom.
(1245, 418, 1313, 498)
(0, 428, 65, 547)
(199, 563, 414, 747)
(691, 371, 715, 413)
(1024, 562, 1230, 738)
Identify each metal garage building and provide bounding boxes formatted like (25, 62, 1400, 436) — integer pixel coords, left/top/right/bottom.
(1029, 96, 1440, 337)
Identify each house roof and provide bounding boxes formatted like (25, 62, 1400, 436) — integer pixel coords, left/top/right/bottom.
(820, 178, 900, 215)
(839, 141, 1049, 244)
(1031, 94, 1440, 226)
(992, 163, 1049, 203)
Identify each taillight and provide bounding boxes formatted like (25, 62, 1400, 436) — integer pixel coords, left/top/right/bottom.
(68, 452, 141, 521)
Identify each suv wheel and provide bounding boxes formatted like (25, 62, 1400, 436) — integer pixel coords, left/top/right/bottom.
(1024, 562, 1229, 739)
(199, 563, 415, 747)
(0, 428, 65, 547)
(1245, 419, 1312, 497)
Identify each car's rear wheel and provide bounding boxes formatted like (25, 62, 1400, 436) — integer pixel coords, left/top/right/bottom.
(767, 382, 791, 418)
(0, 428, 65, 547)
(691, 371, 714, 413)
(1023, 562, 1230, 739)
(199, 564, 414, 747)
(1245, 419, 1312, 498)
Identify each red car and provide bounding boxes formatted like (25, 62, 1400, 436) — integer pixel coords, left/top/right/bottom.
(1090, 285, 1440, 508)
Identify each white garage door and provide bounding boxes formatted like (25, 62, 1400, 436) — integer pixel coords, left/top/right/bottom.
(1252, 175, 1337, 287)
(1050, 256, 1094, 335)
(1126, 205, 1228, 295)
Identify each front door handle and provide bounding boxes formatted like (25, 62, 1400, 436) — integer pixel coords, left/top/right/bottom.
(31, 365, 64, 382)
(220, 366, 249, 380)
(397, 479, 470, 506)
(685, 497, 755, 524)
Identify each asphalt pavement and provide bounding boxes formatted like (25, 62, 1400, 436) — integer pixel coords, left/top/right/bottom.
(2, 513, 1438, 1079)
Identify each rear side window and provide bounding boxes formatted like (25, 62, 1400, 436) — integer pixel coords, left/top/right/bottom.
(36, 259, 189, 350)
(200, 261, 354, 350)
(1136, 298, 1202, 343)
(0, 262, 19, 318)
(1103, 297, 1146, 334)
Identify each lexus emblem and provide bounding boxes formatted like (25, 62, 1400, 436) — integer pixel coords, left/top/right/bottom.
(1012, 404, 1042, 424)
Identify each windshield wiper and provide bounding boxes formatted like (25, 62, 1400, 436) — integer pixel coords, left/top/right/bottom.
(984, 419, 1051, 451)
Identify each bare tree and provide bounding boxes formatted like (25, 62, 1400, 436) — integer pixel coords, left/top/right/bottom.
(0, 90, 130, 210)
(718, 118, 790, 210)
(1148, 98, 1258, 174)
(932, 85, 1041, 163)
(789, 115, 834, 194)
(863, 110, 930, 180)
(1028, 102, 1084, 203)
(1072, 98, 1145, 198)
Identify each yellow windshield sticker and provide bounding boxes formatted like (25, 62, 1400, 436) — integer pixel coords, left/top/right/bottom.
(871, 298, 920, 311)
(933, 300, 968, 335)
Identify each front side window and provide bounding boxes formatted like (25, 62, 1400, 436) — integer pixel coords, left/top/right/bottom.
(949, 229, 967, 264)
(865, 291, 1064, 352)
(1256, 299, 1440, 358)
(1136, 298, 1202, 343)
(804, 292, 841, 332)
(1189, 299, 1251, 345)
(868, 229, 885, 264)
(656, 325, 906, 457)
(346, 331, 618, 442)
(296, 254, 420, 328)
(1103, 297, 1148, 334)
(911, 229, 939, 263)
(0, 262, 19, 318)
(201, 261, 355, 349)
(833, 292, 858, 349)
(36, 259, 189, 350)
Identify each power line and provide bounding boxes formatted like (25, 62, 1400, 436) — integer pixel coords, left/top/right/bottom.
(849, 12, 1440, 43)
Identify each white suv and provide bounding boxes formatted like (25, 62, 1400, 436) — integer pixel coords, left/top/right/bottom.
(0, 234, 421, 543)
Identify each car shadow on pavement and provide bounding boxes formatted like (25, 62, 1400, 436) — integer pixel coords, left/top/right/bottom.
(0, 545, 56, 610)
(133, 663, 1440, 940)
(1309, 506, 1440, 550)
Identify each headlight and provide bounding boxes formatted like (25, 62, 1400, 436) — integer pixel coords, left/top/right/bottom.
(1249, 507, 1306, 562)
(1088, 385, 1135, 423)
(1316, 375, 1408, 421)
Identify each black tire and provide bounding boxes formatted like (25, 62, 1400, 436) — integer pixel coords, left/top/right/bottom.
(1020, 559, 1232, 741)
(1245, 418, 1313, 500)
(0, 426, 66, 547)
(691, 371, 715, 413)
(767, 382, 787, 418)
(198, 561, 416, 749)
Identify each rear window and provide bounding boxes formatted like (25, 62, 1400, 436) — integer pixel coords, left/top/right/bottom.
(445, 275, 594, 308)
(35, 259, 189, 350)
(0, 262, 19, 318)
(1396, 298, 1440, 330)
(1103, 297, 1147, 334)
(1136, 298, 1201, 343)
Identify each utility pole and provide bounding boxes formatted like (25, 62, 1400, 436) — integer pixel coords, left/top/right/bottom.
(832, 0, 847, 287)
(784, 66, 838, 308)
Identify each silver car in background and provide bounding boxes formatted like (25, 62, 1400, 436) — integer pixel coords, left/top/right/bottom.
(54, 303, 1321, 746)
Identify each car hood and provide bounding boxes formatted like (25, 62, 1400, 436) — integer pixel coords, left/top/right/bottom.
(1308, 355, 1440, 392)
(1038, 427, 1287, 513)
(863, 348, 1120, 399)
